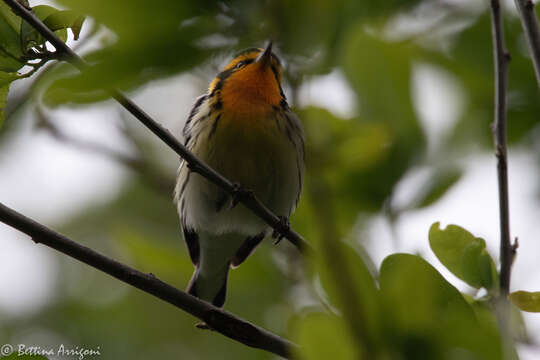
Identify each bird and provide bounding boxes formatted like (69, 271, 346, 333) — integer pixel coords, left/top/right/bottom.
(174, 42, 305, 307)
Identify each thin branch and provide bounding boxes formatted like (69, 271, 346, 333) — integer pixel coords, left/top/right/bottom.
(489, 0, 514, 296)
(0, 201, 296, 358)
(514, 0, 540, 88)
(3, 0, 310, 252)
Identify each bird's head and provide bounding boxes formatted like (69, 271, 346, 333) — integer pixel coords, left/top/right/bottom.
(209, 43, 285, 114)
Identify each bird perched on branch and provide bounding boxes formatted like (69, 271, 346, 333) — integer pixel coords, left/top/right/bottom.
(174, 43, 305, 307)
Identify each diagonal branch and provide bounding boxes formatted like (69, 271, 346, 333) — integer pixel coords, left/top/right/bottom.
(514, 0, 540, 88)
(0, 201, 296, 358)
(3, 0, 310, 253)
(489, 0, 515, 296)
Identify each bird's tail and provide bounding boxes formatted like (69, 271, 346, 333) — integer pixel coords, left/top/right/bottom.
(186, 264, 230, 307)
(184, 231, 260, 308)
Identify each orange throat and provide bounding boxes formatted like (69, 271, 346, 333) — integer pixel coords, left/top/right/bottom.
(220, 65, 282, 115)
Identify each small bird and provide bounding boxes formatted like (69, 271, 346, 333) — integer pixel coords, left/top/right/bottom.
(174, 43, 305, 307)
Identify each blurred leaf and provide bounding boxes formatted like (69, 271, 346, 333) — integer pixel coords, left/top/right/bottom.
(20, 5, 74, 52)
(429, 222, 498, 290)
(44, 0, 218, 104)
(509, 291, 540, 312)
(340, 26, 425, 210)
(469, 299, 523, 358)
(293, 312, 360, 360)
(0, 71, 19, 127)
(0, 70, 15, 85)
(341, 28, 422, 144)
(379, 254, 503, 360)
(20, 5, 58, 52)
(0, 2, 25, 72)
(314, 240, 381, 348)
(0, 1, 21, 33)
(510, 303, 529, 342)
(418, 168, 462, 208)
(296, 106, 392, 235)
(114, 225, 192, 279)
(227, 0, 423, 73)
(299, 156, 382, 351)
(379, 253, 472, 332)
(43, 10, 85, 40)
(429, 14, 540, 148)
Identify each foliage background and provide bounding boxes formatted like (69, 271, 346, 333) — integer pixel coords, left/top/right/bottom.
(1, 0, 540, 359)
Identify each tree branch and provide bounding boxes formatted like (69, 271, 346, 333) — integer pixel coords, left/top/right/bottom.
(0, 201, 296, 358)
(489, 0, 515, 296)
(3, 0, 310, 253)
(514, 0, 540, 88)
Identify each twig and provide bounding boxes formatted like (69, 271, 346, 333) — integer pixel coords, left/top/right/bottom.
(489, 0, 514, 296)
(514, 0, 540, 88)
(3, 0, 310, 253)
(489, 8, 516, 359)
(0, 201, 296, 358)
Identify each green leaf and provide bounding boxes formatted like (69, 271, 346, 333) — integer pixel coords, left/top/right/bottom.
(0, 71, 19, 127)
(418, 168, 463, 208)
(0, 2, 25, 72)
(293, 106, 394, 238)
(43, 10, 85, 40)
(429, 222, 498, 290)
(0, 70, 19, 86)
(509, 291, 540, 312)
(0, 50, 25, 72)
(20, 5, 59, 52)
(0, 2, 21, 33)
(293, 312, 360, 360)
(379, 253, 473, 332)
(339, 27, 425, 211)
(510, 303, 529, 342)
(19, 5, 81, 52)
(341, 28, 423, 145)
(311, 237, 382, 349)
(43, 0, 215, 104)
(379, 254, 503, 360)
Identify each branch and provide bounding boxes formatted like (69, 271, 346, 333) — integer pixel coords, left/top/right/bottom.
(3, 0, 310, 253)
(0, 201, 296, 358)
(489, 0, 515, 296)
(514, 0, 540, 88)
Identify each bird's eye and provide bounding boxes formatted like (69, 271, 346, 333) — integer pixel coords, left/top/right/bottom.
(235, 61, 246, 69)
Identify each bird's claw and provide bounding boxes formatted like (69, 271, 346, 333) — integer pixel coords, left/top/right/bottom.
(272, 216, 290, 245)
(231, 183, 253, 208)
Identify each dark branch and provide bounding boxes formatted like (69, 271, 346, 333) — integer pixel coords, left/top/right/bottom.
(0, 201, 296, 358)
(489, 0, 514, 296)
(3, 0, 310, 253)
(514, 0, 540, 88)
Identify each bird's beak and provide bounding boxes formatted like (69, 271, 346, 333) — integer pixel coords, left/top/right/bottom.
(255, 41, 273, 68)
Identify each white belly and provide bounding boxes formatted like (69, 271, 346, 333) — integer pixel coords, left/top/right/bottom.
(178, 110, 301, 236)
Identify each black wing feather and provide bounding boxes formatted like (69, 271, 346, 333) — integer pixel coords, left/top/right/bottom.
(182, 227, 200, 265)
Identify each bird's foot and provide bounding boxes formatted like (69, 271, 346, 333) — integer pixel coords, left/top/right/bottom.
(272, 216, 290, 245)
(231, 182, 253, 208)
